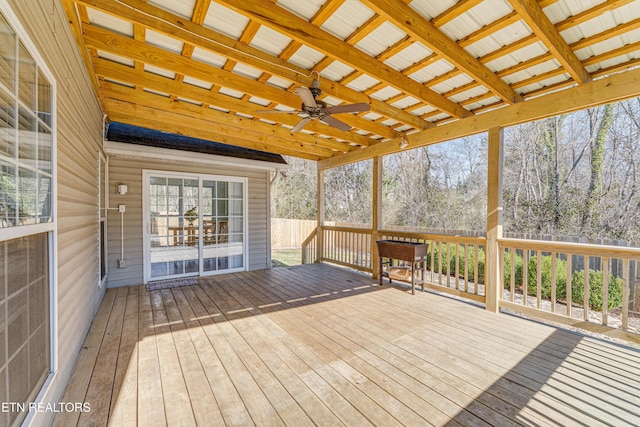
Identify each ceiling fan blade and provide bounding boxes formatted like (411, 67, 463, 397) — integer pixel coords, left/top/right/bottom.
(320, 115, 352, 132)
(325, 103, 371, 114)
(290, 117, 312, 133)
(295, 87, 317, 109)
(255, 109, 302, 114)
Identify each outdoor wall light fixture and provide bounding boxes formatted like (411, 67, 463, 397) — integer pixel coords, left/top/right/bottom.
(399, 136, 409, 149)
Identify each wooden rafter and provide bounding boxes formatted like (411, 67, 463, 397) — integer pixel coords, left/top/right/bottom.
(507, 0, 591, 84)
(64, 0, 640, 163)
(319, 66, 640, 169)
(60, 0, 106, 111)
(77, 0, 424, 131)
(94, 60, 368, 150)
(215, 0, 471, 119)
(82, 25, 398, 139)
(361, 0, 523, 104)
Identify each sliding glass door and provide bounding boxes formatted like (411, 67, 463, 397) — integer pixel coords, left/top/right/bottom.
(145, 172, 246, 282)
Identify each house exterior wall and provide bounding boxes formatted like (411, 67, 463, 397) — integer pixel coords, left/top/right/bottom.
(7, 0, 105, 424)
(106, 155, 271, 288)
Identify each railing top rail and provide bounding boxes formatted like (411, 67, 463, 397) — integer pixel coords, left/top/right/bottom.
(301, 227, 318, 246)
(380, 229, 486, 245)
(499, 237, 640, 259)
(321, 225, 373, 233)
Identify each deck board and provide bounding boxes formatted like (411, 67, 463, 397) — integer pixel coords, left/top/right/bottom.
(55, 264, 640, 426)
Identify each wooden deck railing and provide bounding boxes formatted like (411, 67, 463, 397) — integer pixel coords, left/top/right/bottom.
(379, 230, 487, 303)
(321, 225, 373, 272)
(301, 227, 317, 264)
(498, 238, 640, 341)
(302, 226, 487, 302)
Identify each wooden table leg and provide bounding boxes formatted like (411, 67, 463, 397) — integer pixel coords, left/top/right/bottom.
(411, 261, 415, 295)
(379, 257, 383, 285)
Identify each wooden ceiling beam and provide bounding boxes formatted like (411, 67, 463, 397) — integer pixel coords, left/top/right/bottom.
(431, 0, 483, 27)
(111, 109, 323, 161)
(105, 98, 335, 160)
(102, 84, 343, 156)
(77, 0, 424, 131)
(82, 25, 398, 139)
(215, 0, 471, 119)
(507, 0, 590, 84)
(60, 0, 107, 111)
(93, 60, 373, 149)
(555, 0, 633, 32)
(319, 66, 640, 169)
(361, 0, 523, 104)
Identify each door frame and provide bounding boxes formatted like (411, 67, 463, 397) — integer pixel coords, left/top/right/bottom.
(142, 170, 248, 283)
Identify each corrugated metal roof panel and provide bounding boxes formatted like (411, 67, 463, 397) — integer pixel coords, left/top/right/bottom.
(502, 59, 561, 85)
(266, 75, 293, 90)
(518, 72, 572, 95)
(384, 42, 433, 72)
(450, 86, 489, 103)
(183, 76, 213, 90)
(430, 74, 474, 94)
(248, 96, 271, 107)
(320, 61, 356, 81)
(218, 87, 245, 99)
(97, 51, 134, 67)
(321, 0, 375, 40)
(320, 95, 344, 106)
(345, 74, 380, 91)
(370, 86, 402, 101)
(144, 64, 175, 79)
(191, 47, 227, 68)
(408, 0, 457, 21)
(410, 104, 437, 115)
(203, 2, 250, 40)
(148, 0, 195, 19)
(439, 0, 512, 41)
(276, 0, 324, 20)
(363, 112, 383, 120)
(355, 21, 407, 57)
(390, 96, 420, 109)
(250, 25, 292, 56)
(464, 21, 534, 59)
(411, 59, 455, 83)
(86, 8, 133, 36)
(287, 45, 326, 69)
(232, 63, 263, 80)
(467, 95, 501, 111)
(484, 41, 550, 73)
(146, 30, 184, 55)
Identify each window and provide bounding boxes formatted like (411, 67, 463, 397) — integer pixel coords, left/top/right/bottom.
(0, 7, 55, 426)
(0, 15, 52, 228)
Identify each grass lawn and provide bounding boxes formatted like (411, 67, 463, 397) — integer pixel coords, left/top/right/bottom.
(271, 249, 302, 267)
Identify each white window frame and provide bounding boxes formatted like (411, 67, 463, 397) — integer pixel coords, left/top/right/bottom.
(98, 152, 108, 288)
(142, 170, 248, 283)
(0, 2, 58, 425)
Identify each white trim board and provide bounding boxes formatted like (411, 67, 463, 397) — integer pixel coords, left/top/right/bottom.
(105, 140, 291, 171)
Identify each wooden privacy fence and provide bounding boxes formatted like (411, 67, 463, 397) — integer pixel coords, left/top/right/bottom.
(271, 218, 317, 249)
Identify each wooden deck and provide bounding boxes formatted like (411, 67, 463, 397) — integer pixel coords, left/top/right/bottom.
(54, 264, 640, 427)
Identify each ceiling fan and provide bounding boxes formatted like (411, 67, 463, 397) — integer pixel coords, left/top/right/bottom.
(257, 79, 371, 133)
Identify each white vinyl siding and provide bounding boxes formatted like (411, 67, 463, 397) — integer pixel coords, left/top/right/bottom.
(107, 156, 270, 288)
(6, 2, 105, 426)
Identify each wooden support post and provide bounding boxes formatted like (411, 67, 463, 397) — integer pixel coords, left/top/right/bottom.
(486, 127, 504, 313)
(371, 156, 382, 279)
(316, 166, 325, 263)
